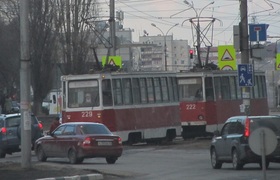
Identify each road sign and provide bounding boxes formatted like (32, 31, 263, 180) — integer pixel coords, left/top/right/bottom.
(218, 45, 237, 70)
(249, 127, 277, 156)
(238, 64, 254, 87)
(102, 56, 122, 68)
(276, 54, 280, 71)
(249, 24, 268, 42)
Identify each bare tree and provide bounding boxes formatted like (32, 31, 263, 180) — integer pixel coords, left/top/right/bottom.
(56, 0, 101, 75)
(0, 0, 102, 115)
(0, 17, 20, 99)
(29, 0, 60, 114)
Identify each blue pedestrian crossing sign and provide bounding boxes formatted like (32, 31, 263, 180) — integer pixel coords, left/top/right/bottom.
(238, 64, 254, 87)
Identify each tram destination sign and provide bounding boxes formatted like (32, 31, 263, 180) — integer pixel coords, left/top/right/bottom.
(238, 64, 254, 87)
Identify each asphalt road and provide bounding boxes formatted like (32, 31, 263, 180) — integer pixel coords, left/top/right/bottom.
(1, 137, 280, 180)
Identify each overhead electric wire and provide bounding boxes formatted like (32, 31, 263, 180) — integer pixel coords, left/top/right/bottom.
(96, 0, 280, 44)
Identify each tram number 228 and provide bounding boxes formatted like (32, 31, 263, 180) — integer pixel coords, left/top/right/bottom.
(186, 104, 196, 110)
(82, 111, 93, 117)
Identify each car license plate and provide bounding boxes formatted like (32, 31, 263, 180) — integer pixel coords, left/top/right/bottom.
(97, 141, 112, 146)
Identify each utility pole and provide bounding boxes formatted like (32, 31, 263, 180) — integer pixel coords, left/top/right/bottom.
(109, 0, 116, 56)
(20, 0, 32, 168)
(240, 0, 251, 115)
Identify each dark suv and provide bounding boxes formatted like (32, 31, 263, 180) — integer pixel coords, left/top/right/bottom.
(0, 113, 44, 158)
(210, 115, 280, 170)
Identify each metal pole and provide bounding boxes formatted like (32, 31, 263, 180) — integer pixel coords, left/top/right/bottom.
(260, 130, 267, 180)
(164, 36, 167, 71)
(240, 0, 251, 115)
(109, 0, 116, 56)
(165, 24, 178, 71)
(151, 23, 178, 71)
(20, 0, 32, 169)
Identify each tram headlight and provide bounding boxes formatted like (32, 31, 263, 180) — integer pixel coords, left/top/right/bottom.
(198, 115, 204, 120)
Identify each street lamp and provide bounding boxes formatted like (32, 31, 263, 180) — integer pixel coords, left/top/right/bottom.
(183, 1, 214, 68)
(151, 23, 179, 71)
(184, 1, 214, 18)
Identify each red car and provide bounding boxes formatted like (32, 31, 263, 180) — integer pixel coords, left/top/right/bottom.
(34, 122, 123, 164)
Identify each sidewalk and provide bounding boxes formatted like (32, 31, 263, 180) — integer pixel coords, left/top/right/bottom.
(36, 174, 103, 180)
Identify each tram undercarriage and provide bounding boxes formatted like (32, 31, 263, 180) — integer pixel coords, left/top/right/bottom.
(181, 125, 211, 139)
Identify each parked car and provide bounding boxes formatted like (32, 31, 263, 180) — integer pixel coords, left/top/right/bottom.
(0, 113, 44, 158)
(35, 122, 123, 164)
(210, 115, 280, 170)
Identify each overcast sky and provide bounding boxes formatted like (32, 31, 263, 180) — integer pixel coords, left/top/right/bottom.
(100, 0, 280, 46)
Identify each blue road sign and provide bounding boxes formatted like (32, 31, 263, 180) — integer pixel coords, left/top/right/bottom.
(238, 64, 254, 87)
(249, 24, 268, 42)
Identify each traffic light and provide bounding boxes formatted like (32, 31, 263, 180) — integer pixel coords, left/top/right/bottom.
(189, 49, 194, 59)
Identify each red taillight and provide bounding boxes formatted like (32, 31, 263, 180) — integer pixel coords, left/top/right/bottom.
(118, 137, 122, 145)
(82, 137, 92, 146)
(1, 127, 7, 134)
(244, 118, 250, 137)
(38, 123, 43, 130)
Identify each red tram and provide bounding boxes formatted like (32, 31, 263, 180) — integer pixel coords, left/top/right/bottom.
(177, 70, 269, 139)
(61, 70, 269, 141)
(61, 71, 181, 144)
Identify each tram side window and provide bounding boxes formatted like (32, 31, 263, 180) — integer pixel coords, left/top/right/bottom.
(168, 77, 179, 102)
(154, 77, 162, 103)
(140, 78, 148, 103)
(102, 79, 113, 106)
(259, 76, 266, 98)
(235, 76, 242, 99)
(214, 77, 221, 99)
(253, 76, 260, 98)
(123, 78, 132, 105)
(168, 77, 175, 102)
(221, 77, 231, 100)
(161, 77, 169, 102)
(205, 77, 214, 101)
(113, 79, 123, 105)
(261, 76, 267, 98)
(253, 75, 266, 98)
(257, 76, 263, 98)
(229, 76, 237, 100)
(147, 78, 155, 103)
(132, 78, 141, 104)
(172, 77, 179, 101)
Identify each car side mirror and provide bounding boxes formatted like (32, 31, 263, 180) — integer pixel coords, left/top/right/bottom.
(213, 130, 220, 136)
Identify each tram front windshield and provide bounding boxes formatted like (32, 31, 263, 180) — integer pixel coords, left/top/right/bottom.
(68, 80, 99, 108)
(178, 78, 203, 101)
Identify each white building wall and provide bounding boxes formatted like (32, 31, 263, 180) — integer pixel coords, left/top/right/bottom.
(139, 35, 190, 71)
(172, 40, 190, 72)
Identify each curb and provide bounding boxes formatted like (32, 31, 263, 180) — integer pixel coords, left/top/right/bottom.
(36, 173, 104, 180)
